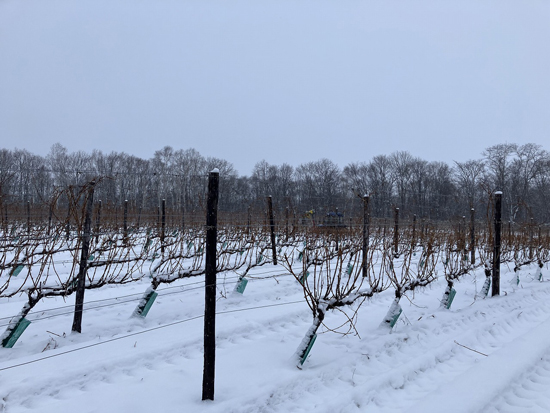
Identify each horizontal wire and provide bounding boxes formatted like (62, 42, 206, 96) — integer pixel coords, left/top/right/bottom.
(0, 299, 305, 372)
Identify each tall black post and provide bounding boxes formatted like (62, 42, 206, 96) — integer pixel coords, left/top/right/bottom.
(492, 191, 502, 297)
(202, 170, 219, 401)
(26, 201, 31, 235)
(267, 196, 277, 265)
(247, 205, 251, 236)
(411, 214, 417, 248)
(470, 208, 475, 264)
(72, 181, 95, 333)
(393, 207, 399, 256)
(65, 197, 71, 241)
(161, 199, 166, 255)
(137, 205, 142, 230)
(529, 218, 534, 261)
(123, 199, 129, 241)
(285, 206, 289, 242)
(95, 200, 102, 235)
(362, 195, 370, 278)
(181, 202, 185, 233)
(48, 203, 53, 236)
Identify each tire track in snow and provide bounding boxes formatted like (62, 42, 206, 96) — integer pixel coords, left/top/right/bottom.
(227, 282, 550, 412)
(0, 298, 311, 412)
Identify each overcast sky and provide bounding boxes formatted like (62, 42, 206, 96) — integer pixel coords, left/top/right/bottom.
(1, 0, 549, 175)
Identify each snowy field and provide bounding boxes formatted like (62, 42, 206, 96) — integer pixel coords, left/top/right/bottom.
(2, 258, 550, 413)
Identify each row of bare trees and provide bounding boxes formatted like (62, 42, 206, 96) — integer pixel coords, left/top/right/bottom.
(2, 142, 550, 222)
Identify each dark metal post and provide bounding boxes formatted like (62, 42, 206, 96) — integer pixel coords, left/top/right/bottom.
(362, 195, 370, 277)
(492, 191, 502, 297)
(393, 207, 399, 256)
(47, 203, 53, 236)
(470, 208, 475, 264)
(267, 196, 277, 265)
(161, 199, 166, 255)
(202, 170, 219, 401)
(65, 197, 71, 241)
(529, 218, 534, 261)
(26, 201, 31, 235)
(123, 199, 129, 241)
(411, 214, 417, 248)
(137, 205, 142, 230)
(95, 200, 102, 235)
(247, 205, 251, 236)
(72, 181, 95, 333)
(285, 206, 289, 242)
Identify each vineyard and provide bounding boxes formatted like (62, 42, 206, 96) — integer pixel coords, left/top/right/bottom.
(1, 178, 550, 412)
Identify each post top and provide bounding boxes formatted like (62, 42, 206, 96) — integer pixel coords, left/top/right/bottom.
(495, 191, 503, 195)
(210, 168, 219, 174)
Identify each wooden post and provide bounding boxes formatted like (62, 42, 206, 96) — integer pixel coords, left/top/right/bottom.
(492, 191, 502, 297)
(123, 200, 128, 241)
(462, 215, 467, 254)
(411, 214, 417, 248)
(202, 169, 219, 401)
(470, 208, 475, 265)
(71, 181, 95, 333)
(362, 195, 370, 278)
(285, 206, 289, 241)
(247, 205, 251, 236)
(157, 205, 160, 234)
(47, 203, 53, 236)
(529, 218, 534, 261)
(267, 196, 277, 265)
(161, 199, 166, 255)
(137, 205, 142, 230)
(95, 200, 102, 235)
(65, 197, 71, 241)
(181, 202, 189, 236)
(335, 207, 340, 252)
(393, 207, 399, 256)
(2, 204, 6, 234)
(26, 201, 30, 235)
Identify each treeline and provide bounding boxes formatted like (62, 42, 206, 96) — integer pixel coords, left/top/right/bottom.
(1, 142, 549, 223)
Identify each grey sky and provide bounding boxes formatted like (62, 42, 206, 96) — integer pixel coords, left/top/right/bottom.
(1, 0, 549, 175)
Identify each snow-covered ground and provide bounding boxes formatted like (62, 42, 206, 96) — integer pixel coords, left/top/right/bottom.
(1, 261, 550, 412)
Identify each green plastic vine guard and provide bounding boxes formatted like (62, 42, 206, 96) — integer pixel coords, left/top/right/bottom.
(257, 254, 263, 264)
(346, 264, 354, 275)
(188, 242, 194, 250)
(516, 275, 520, 285)
(2, 318, 31, 348)
(299, 271, 310, 285)
(137, 291, 158, 318)
(446, 288, 457, 309)
(149, 252, 159, 262)
(143, 239, 152, 253)
(88, 254, 94, 261)
(235, 277, 248, 294)
(298, 252, 303, 262)
(11, 264, 25, 277)
(389, 306, 403, 328)
(299, 333, 317, 366)
(222, 241, 227, 248)
(539, 271, 543, 281)
(480, 277, 491, 297)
